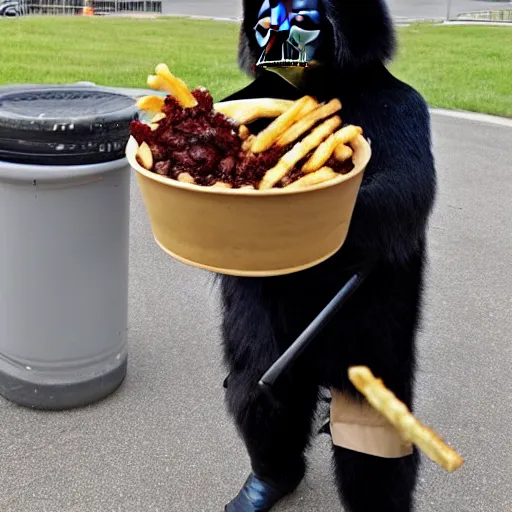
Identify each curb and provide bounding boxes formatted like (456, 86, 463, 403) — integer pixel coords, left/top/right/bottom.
(430, 108, 512, 128)
(161, 13, 242, 22)
(105, 12, 242, 22)
(442, 20, 512, 26)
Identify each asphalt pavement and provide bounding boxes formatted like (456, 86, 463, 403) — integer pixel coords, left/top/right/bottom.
(159, 0, 512, 20)
(1, 98, 511, 511)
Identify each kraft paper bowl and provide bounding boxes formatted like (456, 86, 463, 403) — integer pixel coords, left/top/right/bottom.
(127, 132, 371, 277)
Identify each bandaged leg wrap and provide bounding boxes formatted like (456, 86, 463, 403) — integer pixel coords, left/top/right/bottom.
(330, 390, 413, 458)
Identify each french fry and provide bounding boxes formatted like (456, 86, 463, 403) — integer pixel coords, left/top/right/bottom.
(214, 98, 295, 124)
(334, 143, 353, 162)
(238, 125, 251, 141)
(259, 116, 342, 190)
(147, 75, 161, 89)
(348, 366, 464, 473)
(242, 135, 256, 153)
(151, 113, 166, 123)
(177, 172, 195, 184)
(149, 112, 166, 131)
(250, 96, 318, 154)
(147, 64, 198, 109)
(302, 125, 362, 173)
(155, 64, 198, 108)
(210, 182, 232, 189)
(284, 167, 338, 190)
(137, 95, 165, 113)
(276, 99, 342, 147)
(335, 125, 364, 144)
(136, 142, 153, 171)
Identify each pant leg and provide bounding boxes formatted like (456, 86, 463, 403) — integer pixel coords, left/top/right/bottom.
(323, 257, 424, 512)
(333, 445, 420, 512)
(225, 363, 319, 489)
(220, 276, 320, 489)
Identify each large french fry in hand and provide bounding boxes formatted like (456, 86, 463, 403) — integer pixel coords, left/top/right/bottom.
(250, 96, 318, 154)
(259, 116, 342, 190)
(348, 366, 464, 473)
(276, 99, 342, 147)
(147, 64, 198, 108)
(302, 125, 362, 173)
(214, 98, 295, 124)
(284, 167, 338, 190)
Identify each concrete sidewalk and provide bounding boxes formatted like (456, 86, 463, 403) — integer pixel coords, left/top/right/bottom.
(1, 103, 511, 510)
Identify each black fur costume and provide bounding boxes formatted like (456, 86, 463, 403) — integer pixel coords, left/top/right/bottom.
(219, 1, 437, 510)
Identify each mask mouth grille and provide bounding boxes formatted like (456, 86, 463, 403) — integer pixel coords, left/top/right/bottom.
(256, 41, 311, 69)
(257, 57, 310, 69)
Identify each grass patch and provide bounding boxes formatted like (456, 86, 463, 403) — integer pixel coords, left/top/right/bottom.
(0, 17, 249, 100)
(391, 23, 512, 117)
(0, 17, 511, 116)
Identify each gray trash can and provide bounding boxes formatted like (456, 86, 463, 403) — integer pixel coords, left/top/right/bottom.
(0, 86, 138, 410)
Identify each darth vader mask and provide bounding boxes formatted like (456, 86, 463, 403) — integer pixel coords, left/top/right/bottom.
(253, 0, 328, 86)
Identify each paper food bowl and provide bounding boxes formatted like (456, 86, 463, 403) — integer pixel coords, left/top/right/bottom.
(127, 123, 371, 277)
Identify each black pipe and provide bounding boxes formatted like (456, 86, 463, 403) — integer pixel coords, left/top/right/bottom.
(258, 264, 373, 399)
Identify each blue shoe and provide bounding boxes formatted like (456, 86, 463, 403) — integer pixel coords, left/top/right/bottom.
(225, 473, 295, 511)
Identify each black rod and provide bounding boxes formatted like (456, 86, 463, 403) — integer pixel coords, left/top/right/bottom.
(258, 265, 372, 397)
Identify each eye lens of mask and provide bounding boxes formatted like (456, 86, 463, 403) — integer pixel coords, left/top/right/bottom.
(257, 17, 271, 30)
(254, 22, 272, 47)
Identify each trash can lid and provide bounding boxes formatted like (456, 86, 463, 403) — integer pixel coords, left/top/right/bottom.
(0, 86, 139, 166)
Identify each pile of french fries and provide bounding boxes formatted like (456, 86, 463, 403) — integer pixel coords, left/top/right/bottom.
(134, 64, 364, 191)
(348, 366, 465, 473)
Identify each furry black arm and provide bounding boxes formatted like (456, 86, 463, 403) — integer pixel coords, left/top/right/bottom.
(343, 89, 437, 264)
